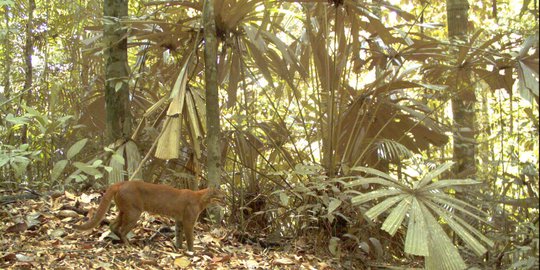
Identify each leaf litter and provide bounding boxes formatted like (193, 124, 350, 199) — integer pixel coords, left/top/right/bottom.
(1, 189, 341, 269)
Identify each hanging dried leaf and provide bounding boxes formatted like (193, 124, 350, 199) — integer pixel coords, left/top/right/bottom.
(155, 117, 181, 160)
(108, 144, 125, 184)
(125, 141, 142, 180)
(227, 50, 240, 108)
(167, 59, 190, 116)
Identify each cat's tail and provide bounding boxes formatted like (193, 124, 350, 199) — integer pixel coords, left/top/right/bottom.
(73, 184, 119, 230)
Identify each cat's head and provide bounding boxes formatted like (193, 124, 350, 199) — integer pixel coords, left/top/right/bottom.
(204, 188, 225, 205)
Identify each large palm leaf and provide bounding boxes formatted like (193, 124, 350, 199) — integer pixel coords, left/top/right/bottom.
(292, 2, 450, 175)
(126, 1, 303, 162)
(348, 162, 494, 270)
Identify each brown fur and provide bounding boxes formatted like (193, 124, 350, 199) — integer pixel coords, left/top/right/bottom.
(73, 181, 223, 251)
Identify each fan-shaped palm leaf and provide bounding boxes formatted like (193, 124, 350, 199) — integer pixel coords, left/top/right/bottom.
(349, 162, 493, 270)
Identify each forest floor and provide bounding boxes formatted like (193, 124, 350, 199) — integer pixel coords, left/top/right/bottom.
(0, 188, 346, 269)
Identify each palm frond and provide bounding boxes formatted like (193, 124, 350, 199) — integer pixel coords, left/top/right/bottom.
(351, 189, 403, 205)
(381, 196, 412, 236)
(420, 178, 481, 191)
(125, 140, 142, 180)
(372, 138, 414, 162)
(364, 194, 408, 220)
(345, 176, 405, 190)
(404, 197, 429, 256)
(350, 166, 398, 182)
(348, 165, 492, 269)
(421, 202, 467, 270)
(416, 161, 454, 188)
(424, 200, 490, 256)
(429, 192, 490, 223)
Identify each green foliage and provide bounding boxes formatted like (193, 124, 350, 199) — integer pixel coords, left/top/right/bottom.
(0, 144, 39, 180)
(507, 221, 539, 270)
(52, 139, 108, 185)
(349, 163, 495, 269)
(516, 34, 540, 105)
(66, 139, 89, 160)
(0, 0, 14, 8)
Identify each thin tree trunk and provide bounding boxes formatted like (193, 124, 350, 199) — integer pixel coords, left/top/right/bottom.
(446, 0, 477, 177)
(322, 6, 336, 178)
(203, 0, 222, 220)
(1, 5, 13, 183)
(21, 0, 36, 147)
(372, 0, 389, 173)
(2, 5, 11, 100)
(447, 0, 469, 37)
(104, 0, 131, 144)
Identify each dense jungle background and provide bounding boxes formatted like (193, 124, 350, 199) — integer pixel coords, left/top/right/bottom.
(0, 0, 538, 269)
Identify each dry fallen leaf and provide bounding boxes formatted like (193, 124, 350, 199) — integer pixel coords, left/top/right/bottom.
(273, 257, 295, 265)
(64, 191, 77, 200)
(201, 234, 221, 247)
(212, 255, 231, 263)
(140, 259, 159, 266)
(98, 230, 120, 241)
(95, 261, 113, 269)
(57, 210, 80, 218)
(15, 254, 34, 262)
(242, 259, 259, 268)
(6, 222, 28, 233)
(1, 253, 16, 263)
(173, 257, 191, 268)
(49, 228, 66, 238)
(80, 193, 100, 204)
(0, 189, 340, 269)
(25, 212, 42, 228)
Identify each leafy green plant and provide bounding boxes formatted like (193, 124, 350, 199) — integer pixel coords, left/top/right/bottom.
(347, 162, 494, 270)
(505, 221, 539, 270)
(52, 138, 110, 185)
(0, 144, 40, 180)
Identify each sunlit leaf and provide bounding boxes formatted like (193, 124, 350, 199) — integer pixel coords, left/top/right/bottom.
(346, 177, 403, 189)
(350, 166, 398, 182)
(364, 194, 407, 220)
(424, 200, 489, 256)
(404, 198, 429, 256)
(73, 162, 102, 177)
(67, 138, 89, 160)
(416, 162, 454, 189)
(381, 196, 412, 236)
(327, 198, 342, 215)
(351, 189, 403, 205)
(422, 203, 467, 270)
(51, 160, 68, 181)
(420, 179, 480, 191)
(328, 237, 340, 256)
(155, 117, 181, 160)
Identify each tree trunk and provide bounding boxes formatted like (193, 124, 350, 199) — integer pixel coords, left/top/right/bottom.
(322, 6, 337, 178)
(447, 0, 469, 38)
(21, 0, 36, 147)
(446, 0, 477, 178)
(2, 5, 11, 100)
(372, 0, 390, 174)
(203, 0, 222, 220)
(104, 0, 131, 144)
